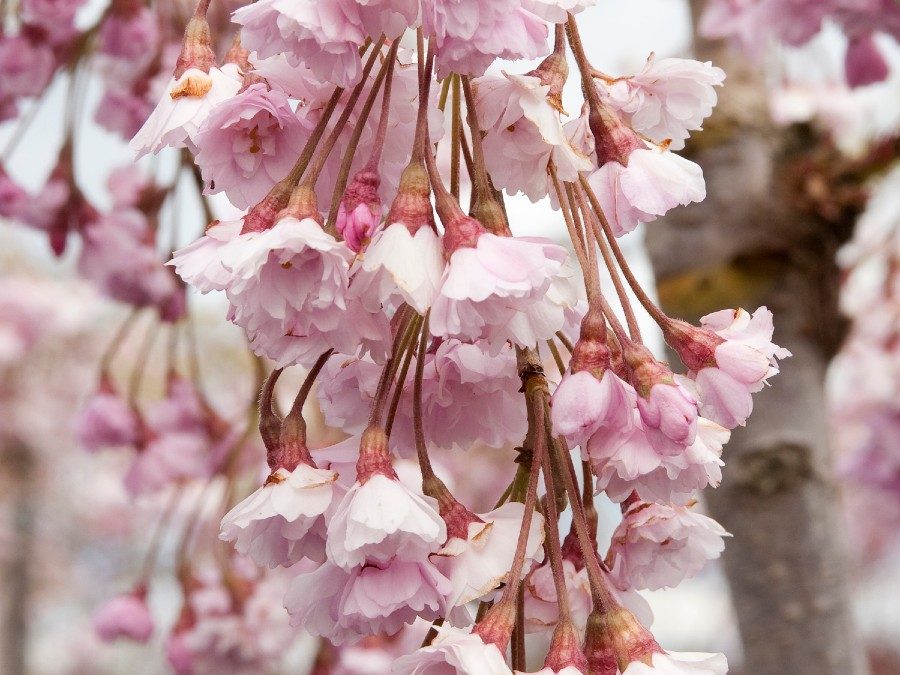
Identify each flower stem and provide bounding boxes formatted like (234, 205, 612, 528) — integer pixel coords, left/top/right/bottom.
(287, 349, 333, 420)
(384, 335, 417, 438)
(450, 75, 462, 200)
(540, 444, 574, 623)
(369, 311, 421, 427)
(99, 309, 140, 375)
(128, 320, 161, 405)
(325, 40, 399, 231)
(578, 173, 668, 325)
(302, 36, 387, 194)
(412, 312, 437, 481)
(497, 381, 548, 608)
(575, 182, 643, 340)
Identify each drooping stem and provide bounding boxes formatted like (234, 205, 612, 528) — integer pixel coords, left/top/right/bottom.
(384, 331, 417, 438)
(368, 41, 399, 169)
(128, 321, 161, 405)
(497, 385, 548, 608)
(512, 588, 526, 671)
(547, 338, 567, 376)
(460, 76, 494, 205)
(283, 87, 344, 188)
(99, 309, 140, 375)
(369, 311, 422, 427)
(565, 15, 602, 110)
(138, 486, 185, 582)
(556, 331, 575, 353)
(412, 313, 438, 481)
(544, 397, 616, 611)
(185, 314, 205, 390)
(287, 350, 334, 420)
(549, 163, 589, 280)
(192, 0, 212, 19)
(325, 40, 400, 230)
(540, 444, 574, 623)
(450, 75, 462, 200)
(575, 182, 643, 340)
(579, 173, 667, 325)
(302, 36, 388, 192)
(411, 30, 434, 161)
(258, 366, 284, 452)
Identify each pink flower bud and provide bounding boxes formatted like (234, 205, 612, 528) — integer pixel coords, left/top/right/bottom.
(92, 588, 154, 643)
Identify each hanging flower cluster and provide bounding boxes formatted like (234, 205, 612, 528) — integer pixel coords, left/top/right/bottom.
(700, 0, 900, 88)
(831, 163, 900, 552)
(0, 0, 794, 672)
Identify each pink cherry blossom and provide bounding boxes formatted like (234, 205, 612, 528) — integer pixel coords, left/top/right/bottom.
(169, 219, 242, 293)
(422, 0, 549, 78)
(522, 0, 595, 22)
(194, 83, 309, 209)
(600, 55, 725, 150)
(284, 559, 451, 643)
(169, 571, 297, 673)
(92, 589, 154, 643)
(317, 339, 527, 453)
(476, 72, 592, 201)
(97, 7, 159, 69)
(525, 557, 593, 634)
(130, 64, 242, 157)
(214, 215, 389, 367)
(688, 307, 791, 428)
(587, 414, 728, 505)
(0, 35, 56, 102)
(95, 87, 155, 140)
(233, 0, 367, 88)
(635, 381, 699, 455)
(75, 381, 140, 452)
(392, 625, 513, 674)
(21, 0, 85, 44)
(123, 431, 210, 496)
(326, 472, 446, 569)
(0, 168, 30, 220)
(430, 232, 575, 353)
(78, 210, 179, 312)
(106, 165, 152, 208)
(622, 651, 728, 675)
(336, 168, 382, 252)
(844, 33, 890, 87)
(350, 222, 445, 314)
(219, 464, 339, 567)
(551, 370, 636, 449)
(433, 501, 545, 607)
(586, 146, 706, 237)
(608, 502, 730, 591)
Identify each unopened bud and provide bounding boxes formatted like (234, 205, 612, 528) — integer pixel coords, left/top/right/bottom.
(337, 168, 381, 252)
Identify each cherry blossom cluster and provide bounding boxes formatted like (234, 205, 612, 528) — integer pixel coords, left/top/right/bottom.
(830, 163, 900, 552)
(0, 0, 794, 672)
(700, 0, 900, 88)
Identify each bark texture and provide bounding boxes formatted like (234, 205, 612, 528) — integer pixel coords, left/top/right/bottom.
(644, 28, 870, 673)
(1, 441, 34, 675)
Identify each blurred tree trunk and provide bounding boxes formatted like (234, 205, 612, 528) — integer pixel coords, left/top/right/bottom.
(642, 4, 870, 673)
(1, 441, 34, 675)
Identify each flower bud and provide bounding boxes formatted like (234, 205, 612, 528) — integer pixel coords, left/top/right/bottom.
(583, 606, 661, 674)
(336, 168, 381, 252)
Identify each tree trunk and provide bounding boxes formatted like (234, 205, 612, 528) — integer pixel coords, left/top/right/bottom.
(1, 441, 35, 675)
(643, 22, 869, 673)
